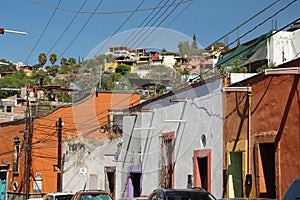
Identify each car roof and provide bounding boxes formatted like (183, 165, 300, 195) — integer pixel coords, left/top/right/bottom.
(75, 190, 108, 194)
(45, 192, 74, 196)
(155, 188, 208, 193)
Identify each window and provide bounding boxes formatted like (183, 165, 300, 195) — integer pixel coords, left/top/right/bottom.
(6, 106, 12, 113)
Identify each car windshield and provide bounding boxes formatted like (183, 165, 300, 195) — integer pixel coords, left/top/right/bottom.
(44, 194, 73, 200)
(166, 191, 216, 200)
(81, 193, 112, 200)
(55, 195, 74, 200)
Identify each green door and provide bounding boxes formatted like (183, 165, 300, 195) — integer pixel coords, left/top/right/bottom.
(228, 152, 243, 197)
(0, 172, 7, 200)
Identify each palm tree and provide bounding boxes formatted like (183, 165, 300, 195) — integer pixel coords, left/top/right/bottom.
(38, 53, 47, 68)
(60, 57, 67, 66)
(68, 57, 76, 65)
(49, 53, 57, 66)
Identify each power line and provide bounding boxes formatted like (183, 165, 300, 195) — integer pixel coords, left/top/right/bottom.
(92, 0, 147, 56)
(25, 0, 62, 64)
(209, 0, 282, 47)
(27, 0, 191, 15)
(191, 17, 300, 82)
(142, 0, 193, 49)
(121, 0, 168, 47)
(57, 0, 104, 61)
(132, 0, 185, 49)
(46, 0, 89, 55)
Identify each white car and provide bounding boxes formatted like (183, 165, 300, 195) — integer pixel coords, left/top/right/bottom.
(43, 192, 74, 200)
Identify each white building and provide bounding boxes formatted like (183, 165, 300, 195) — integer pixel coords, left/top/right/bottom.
(119, 76, 224, 199)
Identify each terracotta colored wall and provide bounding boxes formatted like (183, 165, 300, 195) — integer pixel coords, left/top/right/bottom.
(1, 92, 140, 195)
(223, 73, 300, 199)
(250, 75, 300, 199)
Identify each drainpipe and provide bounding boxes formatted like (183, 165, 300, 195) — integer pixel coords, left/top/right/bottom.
(246, 91, 252, 187)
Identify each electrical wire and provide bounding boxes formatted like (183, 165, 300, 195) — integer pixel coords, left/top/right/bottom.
(57, 0, 105, 60)
(209, 0, 282, 47)
(92, 0, 148, 57)
(122, 0, 173, 48)
(191, 17, 300, 83)
(130, 0, 181, 49)
(142, 0, 193, 49)
(2, 0, 299, 183)
(27, 0, 191, 15)
(46, 0, 89, 55)
(25, 0, 62, 64)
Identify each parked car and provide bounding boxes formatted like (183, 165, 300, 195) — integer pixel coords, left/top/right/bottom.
(71, 190, 112, 200)
(282, 176, 300, 200)
(147, 188, 217, 200)
(218, 198, 275, 200)
(43, 192, 74, 200)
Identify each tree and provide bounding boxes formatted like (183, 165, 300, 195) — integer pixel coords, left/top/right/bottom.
(46, 65, 59, 77)
(29, 69, 50, 87)
(115, 64, 131, 76)
(192, 33, 198, 49)
(58, 65, 71, 74)
(178, 41, 204, 56)
(38, 53, 47, 68)
(60, 57, 68, 66)
(0, 71, 29, 98)
(101, 72, 131, 91)
(68, 57, 76, 65)
(0, 59, 17, 73)
(49, 53, 57, 66)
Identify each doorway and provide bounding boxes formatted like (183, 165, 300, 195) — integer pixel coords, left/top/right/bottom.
(228, 152, 243, 198)
(161, 132, 175, 189)
(197, 157, 208, 191)
(105, 167, 115, 200)
(0, 172, 7, 200)
(258, 143, 275, 198)
(193, 149, 212, 193)
(127, 166, 142, 198)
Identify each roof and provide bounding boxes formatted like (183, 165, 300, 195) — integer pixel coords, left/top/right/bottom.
(216, 30, 273, 67)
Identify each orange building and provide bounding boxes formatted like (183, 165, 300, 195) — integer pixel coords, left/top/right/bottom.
(0, 92, 140, 199)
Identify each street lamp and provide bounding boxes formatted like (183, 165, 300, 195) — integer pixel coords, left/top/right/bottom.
(0, 28, 27, 35)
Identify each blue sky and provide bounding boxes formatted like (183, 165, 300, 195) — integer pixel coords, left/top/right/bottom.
(0, 0, 299, 66)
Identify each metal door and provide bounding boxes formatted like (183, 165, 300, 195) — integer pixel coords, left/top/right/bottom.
(0, 172, 7, 200)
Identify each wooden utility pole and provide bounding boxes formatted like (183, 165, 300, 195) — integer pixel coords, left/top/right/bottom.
(0, 87, 32, 200)
(24, 88, 33, 200)
(56, 118, 63, 192)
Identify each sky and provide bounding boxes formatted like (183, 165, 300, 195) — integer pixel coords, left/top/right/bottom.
(0, 0, 299, 66)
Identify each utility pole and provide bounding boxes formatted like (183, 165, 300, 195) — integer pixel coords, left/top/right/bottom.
(25, 88, 33, 200)
(1, 87, 31, 200)
(56, 118, 63, 192)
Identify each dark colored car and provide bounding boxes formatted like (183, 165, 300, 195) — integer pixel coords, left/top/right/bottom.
(43, 192, 74, 200)
(148, 188, 217, 200)
(71, 190, 112, 200)
(282, 176, 300, 200)
(219, 197, 275, 200)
